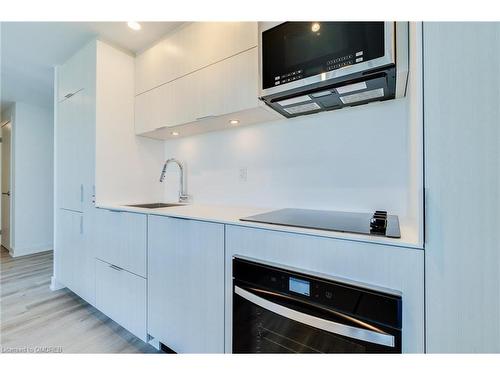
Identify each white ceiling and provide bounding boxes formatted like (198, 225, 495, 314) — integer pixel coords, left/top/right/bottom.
(0, 22, 183, 112)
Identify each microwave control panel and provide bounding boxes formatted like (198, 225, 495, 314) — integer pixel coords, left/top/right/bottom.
(273, 50, 366, 87)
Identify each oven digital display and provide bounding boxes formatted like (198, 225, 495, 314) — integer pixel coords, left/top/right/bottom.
(289, 277, 310, 296)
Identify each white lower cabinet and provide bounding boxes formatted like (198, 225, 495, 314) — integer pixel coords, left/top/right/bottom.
(95, 208, 147, 277)
(147, 216, 225, 353)
(56, 208, 95, 305)
(57, 209, 83, 296)
(95, 259, 147, 341)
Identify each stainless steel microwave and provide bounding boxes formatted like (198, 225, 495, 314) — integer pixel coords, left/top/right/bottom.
(258, 22, 409, 118)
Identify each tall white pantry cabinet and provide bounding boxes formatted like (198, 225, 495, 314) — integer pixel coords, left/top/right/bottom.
(423, 22, 500, 352)
(53, 40, 149, 311)
(54, 41, 97, 304)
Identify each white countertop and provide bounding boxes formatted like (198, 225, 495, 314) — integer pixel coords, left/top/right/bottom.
(96, 202, 423, 249)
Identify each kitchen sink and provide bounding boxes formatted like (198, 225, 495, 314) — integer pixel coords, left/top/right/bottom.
(126, 203, 186, 209)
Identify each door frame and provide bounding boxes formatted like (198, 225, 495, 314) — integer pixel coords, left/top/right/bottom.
(1, 120, 13, 253)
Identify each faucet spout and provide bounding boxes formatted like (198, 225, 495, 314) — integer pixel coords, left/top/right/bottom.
(159, 158, 189, 203)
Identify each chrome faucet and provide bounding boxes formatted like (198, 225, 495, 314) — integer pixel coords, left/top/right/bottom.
(160, 158, 189, 203)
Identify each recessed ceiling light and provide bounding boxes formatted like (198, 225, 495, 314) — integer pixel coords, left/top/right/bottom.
(171, 131, 179, 136)
(311, 22, 321, 33)
(127, 21, 142, 31)
(229, 119, 240, 126)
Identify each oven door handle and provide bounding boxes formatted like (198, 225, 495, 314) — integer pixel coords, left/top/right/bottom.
(234, 286, 395, 348)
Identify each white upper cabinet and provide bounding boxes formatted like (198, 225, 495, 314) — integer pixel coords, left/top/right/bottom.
(134, 22, 282, 139)
(136, 48, 264, 132)
(57, 91, 82, 212)
(57, 89, 94, 212)
(57, 42, 95, 102)
(135, 22, 258, 95)
(56, 41, 96, 212)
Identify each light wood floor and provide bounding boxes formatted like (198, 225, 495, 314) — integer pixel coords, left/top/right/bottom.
(0, 247, 159, 353)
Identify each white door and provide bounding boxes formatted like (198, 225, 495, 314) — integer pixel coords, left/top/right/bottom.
(1, 122, 12, 250)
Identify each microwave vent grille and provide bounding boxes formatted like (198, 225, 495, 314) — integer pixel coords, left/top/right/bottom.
(339, 88, 385, 105)
(283, 102, 321, 115)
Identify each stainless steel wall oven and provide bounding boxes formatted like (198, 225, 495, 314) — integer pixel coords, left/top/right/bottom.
(233, 257, 402, 353)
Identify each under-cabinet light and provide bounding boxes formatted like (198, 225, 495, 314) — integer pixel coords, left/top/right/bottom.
(127, 22, 142, 31)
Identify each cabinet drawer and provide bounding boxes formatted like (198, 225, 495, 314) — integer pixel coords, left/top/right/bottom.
(95, 209, 147, 277)
(95, 259, 147, 341)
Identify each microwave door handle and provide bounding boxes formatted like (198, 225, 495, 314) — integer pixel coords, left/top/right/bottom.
(234, 286, 395, 348)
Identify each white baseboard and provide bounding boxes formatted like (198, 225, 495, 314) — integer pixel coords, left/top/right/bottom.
(50, 276, 65, 291)
(10, 244, 53, 258)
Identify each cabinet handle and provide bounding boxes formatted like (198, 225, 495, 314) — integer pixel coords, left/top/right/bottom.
(195, 115, 216, 121)
(109, 264, 123, 271)
(80, 216, 84, 234)
(80, 184, 84, 203)
(64, 93, 74, 99)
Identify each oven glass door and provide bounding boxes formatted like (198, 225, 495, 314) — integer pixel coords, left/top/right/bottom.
(233, 284, 401, 353)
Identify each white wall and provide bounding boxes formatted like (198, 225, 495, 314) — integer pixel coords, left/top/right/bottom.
(11, 102, 54, 256)
(95, 40, 164, 205)
(162, 24, 423, 239)
(164, 99, 409, 212)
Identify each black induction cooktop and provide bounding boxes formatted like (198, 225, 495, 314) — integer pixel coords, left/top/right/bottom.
(240, 208, 401, 238)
